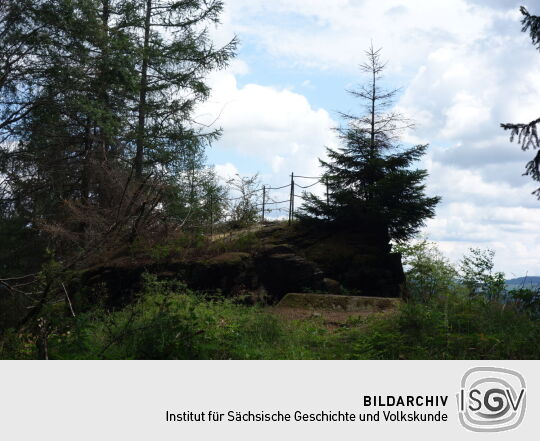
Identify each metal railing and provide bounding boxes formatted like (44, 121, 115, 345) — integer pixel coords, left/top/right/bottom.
(185, 172, 329, 235)
(255, 173, 328, 225)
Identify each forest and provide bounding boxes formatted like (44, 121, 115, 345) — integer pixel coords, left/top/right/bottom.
(1, 1, 539, 360)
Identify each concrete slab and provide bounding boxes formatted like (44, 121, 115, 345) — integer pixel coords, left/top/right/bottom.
(277, 293, 400, 312)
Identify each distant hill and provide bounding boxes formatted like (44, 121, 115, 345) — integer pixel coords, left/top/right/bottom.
(505, 276, 540, 290)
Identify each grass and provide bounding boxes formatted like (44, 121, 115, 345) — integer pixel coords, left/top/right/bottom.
(1, 275, 539, 360)
(333, 296, 540, 359)
(136, 229, 262, 265)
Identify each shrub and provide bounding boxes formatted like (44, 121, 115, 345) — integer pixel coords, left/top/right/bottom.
(30, 274, 325, 360)
(509, 288, 540, 318)
(395, 239, 459, 301)
(341, 295, 540, 360)
(2, 274, 539, 360)
(459, 248, 506, 300)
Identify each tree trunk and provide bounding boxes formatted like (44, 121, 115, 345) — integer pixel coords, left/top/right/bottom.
(370, 65, 376, 150)
(135, 0, 152, 180)
(99, 0, 111, 156)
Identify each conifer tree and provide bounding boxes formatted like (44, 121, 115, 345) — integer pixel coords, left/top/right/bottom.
(0, 0, 235, 267)
(130, 0, 237, 180)
(5, 0, 137, 220)
(501, 6, 540, 198)
(299, 45, 440, 242)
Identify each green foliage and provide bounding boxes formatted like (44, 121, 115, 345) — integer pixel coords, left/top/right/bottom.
(140, 232, 205, 262)
(0, 274, 323, 359)
(2, 272, 539, 360)
(226, 174, 262, 229)
(131, 0, 237, 179)
(343, 296, 540, 360)
(163, 167, 229, 231)
(396, 240, 507, 302)
(1, 0, 236, 273)
(508, 287, 540, 318)
(459, 248, 506, 300)
(299, 46, 440, 241)
(395, 239, 459, 301)
(208, 232, 261, 255)
(0, 0, 42, 140)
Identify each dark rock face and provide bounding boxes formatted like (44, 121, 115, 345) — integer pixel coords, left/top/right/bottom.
(81, 264, 146, 308)
(255, 252, 324, 301)
(286, 227, 406, 298)
(180, 252, 258, 295)
(174, 248, 325, 303)
(175, 225, 405, 300)
(81, 223, 406, 306)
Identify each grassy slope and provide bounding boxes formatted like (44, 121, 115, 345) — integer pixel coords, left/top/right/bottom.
(2, 276, 539, 360)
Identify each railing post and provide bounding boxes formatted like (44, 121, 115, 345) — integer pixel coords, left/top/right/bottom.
(288, 172, 294, 225)
(288, 175, 292, 225)
(261, 185, 266, 222)
(291, 173, 295, 221)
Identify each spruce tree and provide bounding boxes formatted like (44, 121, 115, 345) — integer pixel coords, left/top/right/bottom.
(0, 0, 44, 142)
(5, 0, 138, 220)
(501, 6, 540, 198)
(300, 45, 440, 242)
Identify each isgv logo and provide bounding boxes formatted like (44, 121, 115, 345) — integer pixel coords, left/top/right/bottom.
(457, 367, 526, 432)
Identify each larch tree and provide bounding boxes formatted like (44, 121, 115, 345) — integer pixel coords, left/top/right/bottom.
(131, 0, 237, 181)
(299, 45, 440, 243)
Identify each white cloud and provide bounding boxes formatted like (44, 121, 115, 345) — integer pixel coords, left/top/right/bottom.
(204, 0, 540, 274)
(214, 162, 239, 181)
(426, 201, 540, 276)
(223, 0, 500, 73)
(199, 71, 338, 182)
(271, 155, 285, 173)
(395, 24, 540, 273)
(441, 92, 491, 139)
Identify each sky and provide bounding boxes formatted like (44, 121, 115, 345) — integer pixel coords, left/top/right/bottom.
(196, 0, 540, 276)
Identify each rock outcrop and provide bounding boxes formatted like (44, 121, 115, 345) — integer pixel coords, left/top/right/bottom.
(80, 222, 406, 306)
